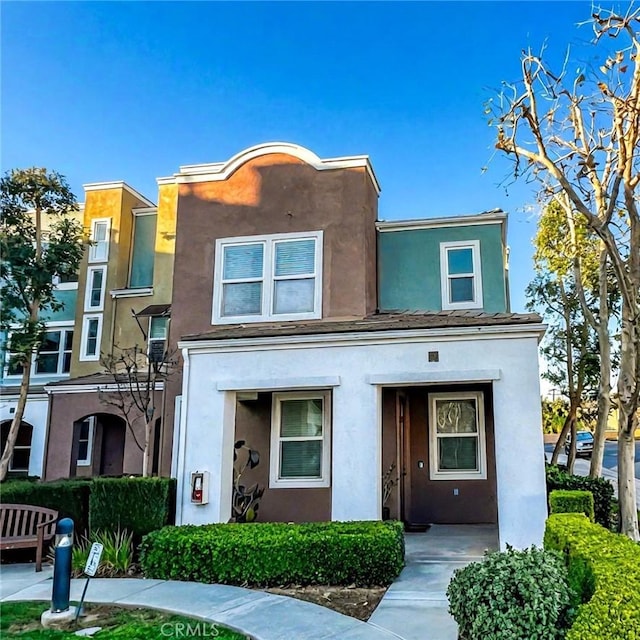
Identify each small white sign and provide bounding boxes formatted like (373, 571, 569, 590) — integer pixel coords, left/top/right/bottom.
(84, 542, 103, 577)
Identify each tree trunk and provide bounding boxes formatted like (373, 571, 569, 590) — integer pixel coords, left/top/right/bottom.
(551, 413, 572, 465)
(590, 317, 611, 477)
(141, 418, 153, 477)
(0, 355, 34, 481)
(566, 411, 578, 475)
(617, 307, 639, 540)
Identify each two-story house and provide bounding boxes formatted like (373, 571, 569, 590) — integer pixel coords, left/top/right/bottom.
(165, 143, 548, 549)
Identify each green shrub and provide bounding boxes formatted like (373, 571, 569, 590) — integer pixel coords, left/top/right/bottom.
(140, 520, 404, 587)
(544, 513, 640, 640)
(446, 545, 573, 640)
(550, 489, 595, 522)
(0, 478, 91, 534)
(546, 464, 614, 528)
(70, 528, 135, 577)
(89, 477, 175, 541)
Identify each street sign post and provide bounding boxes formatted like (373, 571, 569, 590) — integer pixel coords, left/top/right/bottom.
(75, 542, 104, 622)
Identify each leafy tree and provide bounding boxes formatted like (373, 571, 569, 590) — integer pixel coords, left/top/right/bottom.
(490, 8, 640, 539)
(533, 200, 618, 477)
(0, 168, 85, 481)
(527, 275, 600, 473)
(541, 398, 569, 435)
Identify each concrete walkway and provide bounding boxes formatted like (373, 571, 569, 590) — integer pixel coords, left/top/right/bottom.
(370, 525, 498, 640)
(1, 525, 496, 640)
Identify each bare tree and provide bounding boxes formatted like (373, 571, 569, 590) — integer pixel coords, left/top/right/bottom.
(99, 345, 177, 477)
(489, 8, 640, 538)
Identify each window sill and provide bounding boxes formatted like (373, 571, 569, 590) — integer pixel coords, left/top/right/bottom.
(269, 478, 330, 489)
(429, 471, 487, 481)
(110, 287, 153, 298)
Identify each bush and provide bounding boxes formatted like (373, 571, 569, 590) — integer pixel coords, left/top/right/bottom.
(446, 545, 573, 640)
(544, 513, 640, 640)
(71, 528, 135, 577)
(550, 490, 595, 522)
(545, 464, 614, 528)
(140, 520, 404, 587)
(0, 478, 91, 534)
(89, 477, 175, 541)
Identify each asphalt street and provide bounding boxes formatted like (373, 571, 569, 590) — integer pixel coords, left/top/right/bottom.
(544, 440, 640, 479)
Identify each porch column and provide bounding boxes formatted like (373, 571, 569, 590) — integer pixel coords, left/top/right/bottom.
(493, 338, 547, 549)
(177, 351, 236, 525)
(331, 380, 381, 521)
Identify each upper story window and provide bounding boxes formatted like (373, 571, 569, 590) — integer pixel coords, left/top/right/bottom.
(88, 218, 111, 263)
(213, 231, 323, 324)
(80, 315, 102, 362)
(129, 212, 157, 288)
(440, 240, 483, 310)
(6, 328, 73, 377)
(84, 266, 106, 312)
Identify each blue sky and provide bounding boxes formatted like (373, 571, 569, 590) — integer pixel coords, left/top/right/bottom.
(1, 1, 622, 311)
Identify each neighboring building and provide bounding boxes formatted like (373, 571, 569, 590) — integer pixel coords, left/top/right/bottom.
(43, 181, 176, 479)
(167, 143, 547, 549)
(5, 142, 547, 549)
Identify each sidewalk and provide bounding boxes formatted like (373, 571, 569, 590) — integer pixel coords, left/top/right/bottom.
(1, 564, 401, 640)
(369, 525, 498, 640)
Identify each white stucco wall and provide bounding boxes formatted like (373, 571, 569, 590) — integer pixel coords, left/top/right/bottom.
(0, 393, 48, 477)
(176, 326, 547, 548)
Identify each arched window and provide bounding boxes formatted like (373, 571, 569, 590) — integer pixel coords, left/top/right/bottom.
(0, 420, 33, 473)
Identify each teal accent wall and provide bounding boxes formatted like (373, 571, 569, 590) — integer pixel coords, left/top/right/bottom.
(41, 289, 78, 322)
(130, 214, 157, 288)
(378, 224, 508, 312)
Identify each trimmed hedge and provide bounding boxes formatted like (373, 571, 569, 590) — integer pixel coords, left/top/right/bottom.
(0, 478, 91, 534)
(545, 464, 614, 528)
(550, 489, 595, 522)
(544, 513, 640, 640)
(89, 477, 175, 541)
(140, 520, 405, 587)
(447, 545, 573, 640)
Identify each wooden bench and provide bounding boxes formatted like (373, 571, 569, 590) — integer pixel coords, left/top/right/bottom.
(0, 504, 58, 571)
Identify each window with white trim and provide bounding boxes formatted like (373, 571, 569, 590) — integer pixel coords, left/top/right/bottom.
(84, 266, 106, 311)
(1, 421, 32, 473)
(440, 240, 483, 310)
(148, 316, 168, 363)
(89, 218, 111, 263)
(6, 329, 73, 377)
(80, 315, 102, 361)
(270, 391, 331, 488)
(76, 416, 95, 466)
(429, 391, 486, 480)
(213, 231, 322, 323)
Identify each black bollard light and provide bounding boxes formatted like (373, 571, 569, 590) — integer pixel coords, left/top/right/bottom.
(51, 518, 74, 613)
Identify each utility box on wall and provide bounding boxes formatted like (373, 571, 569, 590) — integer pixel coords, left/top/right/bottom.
(190, 470, 209, 505)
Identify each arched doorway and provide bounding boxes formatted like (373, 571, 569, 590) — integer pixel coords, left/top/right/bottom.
(73, 413, 126, 477)
(0, 420, 33, 474)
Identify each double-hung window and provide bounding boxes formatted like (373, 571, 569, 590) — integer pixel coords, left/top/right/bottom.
(80, 316, 102, 361)
(84, 266, 106, 312)
(213, 231, 322, 323)
(270, 391, 331, 488)
(429, 391, 486, 480)
(76, 416, 95, 466)
(88, 219, 111, 263)
(440, 240, 483, 310)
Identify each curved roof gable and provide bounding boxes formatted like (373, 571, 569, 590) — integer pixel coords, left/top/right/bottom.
(159, 142, 380, 194)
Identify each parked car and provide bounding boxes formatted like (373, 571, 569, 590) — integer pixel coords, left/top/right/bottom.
(565, 430, 594, 457)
